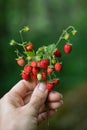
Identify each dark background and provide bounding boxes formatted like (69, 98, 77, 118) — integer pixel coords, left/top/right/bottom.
(0, 0, 87, 129)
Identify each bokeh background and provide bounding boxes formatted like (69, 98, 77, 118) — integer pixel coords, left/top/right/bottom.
(0, 0, 87, 129)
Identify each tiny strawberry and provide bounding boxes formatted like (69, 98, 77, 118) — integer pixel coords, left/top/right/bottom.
(22, 73, 30, 81)
(53, 79, 60, 86)
(25, 43, 34, 52)
(64, 33, 70, 40)
(16, 57, 25, 66)
(47, 68, 53, 75)
(24, 65, 32, 74)
(42, 72, 47, 81)
(46, 82, 54, 91)
(64, 44, 72, 54)
(32, 74, 37, 81)
(55, 63, 62, 72)
(40, 60, 49, 69)
(31, 61, 37, 67)
(37, 73, 42, 81)
(37, 62, 41, 68)
(54, 50, 62, 58)
(32, 67, 40, 75)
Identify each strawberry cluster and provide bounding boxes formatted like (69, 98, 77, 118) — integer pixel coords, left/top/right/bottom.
(10, 26, 77, 91)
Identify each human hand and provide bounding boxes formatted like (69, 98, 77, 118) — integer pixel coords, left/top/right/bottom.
(0, 80, 63, 130)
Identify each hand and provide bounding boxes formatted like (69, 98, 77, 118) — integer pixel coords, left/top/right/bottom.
(0, 80, 63, 130)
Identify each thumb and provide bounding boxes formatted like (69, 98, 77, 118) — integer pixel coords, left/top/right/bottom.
(25, 83, 48, 116)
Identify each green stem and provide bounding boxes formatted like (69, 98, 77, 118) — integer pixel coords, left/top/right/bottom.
(56, 26, 75, 47)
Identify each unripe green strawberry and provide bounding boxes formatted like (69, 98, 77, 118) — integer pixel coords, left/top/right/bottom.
(16, 57, 25, 66)
(55, 63, 62, 72)
(51, 59, 56, 64)
(37, 73, 42, 81)
(64, 33, 70, 40)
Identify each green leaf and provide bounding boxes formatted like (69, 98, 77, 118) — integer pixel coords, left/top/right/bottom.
(24, 51, 35, 57)
(47, 43, 56, 54)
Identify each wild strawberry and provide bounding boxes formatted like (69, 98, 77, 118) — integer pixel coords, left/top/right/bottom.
(37, 62, 41, 68)
(64, 44, 72, 54)
(54, 50, 62, 58)
(32, 67, 40, 75)
(53, 79, 60, 86)
(40, 60, 49, 69)
(42, 72, 47, 81)
(55, 63, 62, 72)
(32, 74, 37, 81)
(37, 73, 42, 81)
(46, 82, 54, 91)
(25, 43, 34, 52)
(47, 68, 53, 75)
(16, 58, 25, 66)
(64, 33, 70, 40)
(31, 61, 37, 67)
(22, 73, 30, 81)
(24, 65, 32, 74)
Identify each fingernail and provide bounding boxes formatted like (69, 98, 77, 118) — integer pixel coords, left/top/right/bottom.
(60, 100, 64, 104)
(61, 94, 63, 99)
(38, 83, 46, 91)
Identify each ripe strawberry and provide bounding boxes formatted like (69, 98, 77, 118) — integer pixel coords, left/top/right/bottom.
(32, 67, 40, 75)
(40, 60, 49, 69)
(32, 74, 37, 81)
(31, 61, 37, 67)
(16, 58, 25, 66)
(37, 62, 41, 68)
(25, 43, 34, 52)
(22, 73, 30, 81)
(53, 79, 60, 86)
(54, 50, 62, 58)
(46, 82, 54, 91)
(24, 65, 32, 74)
(55, 63, 62, 72)
(42, 72, 47, 81)
(47, 68, 53, 75)
(64, 44, 72, 54)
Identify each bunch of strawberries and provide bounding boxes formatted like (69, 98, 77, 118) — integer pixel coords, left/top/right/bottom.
(10, 26, 77, 91)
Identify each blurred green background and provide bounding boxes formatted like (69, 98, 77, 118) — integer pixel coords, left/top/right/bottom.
(0, 0, 87, 129)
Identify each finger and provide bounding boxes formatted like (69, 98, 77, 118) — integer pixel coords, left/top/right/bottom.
(23, 91, 32, 104)
(48, 100, 63, 109)
(39, 100, 63, 114)
(47, 91, 63, 102)
(24, 83, 48, 117)
(9, 80, 37, 98)
(38, 110, 55, 124)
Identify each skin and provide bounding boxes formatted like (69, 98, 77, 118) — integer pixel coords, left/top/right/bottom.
(0, 80, 63, 130)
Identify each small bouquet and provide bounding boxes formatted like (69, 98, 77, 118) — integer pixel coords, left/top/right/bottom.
(10, 26, 77, 91)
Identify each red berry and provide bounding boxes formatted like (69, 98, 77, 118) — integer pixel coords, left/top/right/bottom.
(22, 73, 30, 81)
(42, 72, 47, 81)
(31, 61, 37, 67)
(37, 62, 41, 68)
(55, 63, 62, 72)
(54, 50, 62, 58)
(46, 82, 54, 91)
(53, 79, 60, 86)
(32, 74, 37, 81)
(47, 68, 53, 75)
(32, 67, 40, 75)
(64, 44, 72, 54)
(24, 65, 32, 74)
(40, 60, 50, 69)
(25, 43, 34, 52)
(17, 58, 25, 66)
